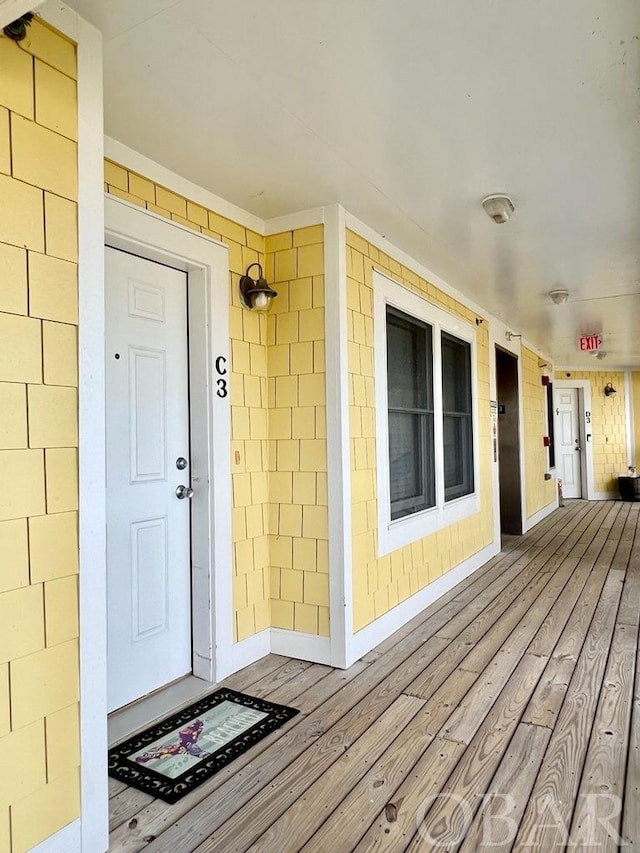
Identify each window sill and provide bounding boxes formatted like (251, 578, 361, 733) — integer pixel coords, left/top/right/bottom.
(378, 491, 480, 557)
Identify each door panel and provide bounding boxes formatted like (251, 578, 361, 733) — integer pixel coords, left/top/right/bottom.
(106, 247, 192, 712)
(556, 388, 582, 498)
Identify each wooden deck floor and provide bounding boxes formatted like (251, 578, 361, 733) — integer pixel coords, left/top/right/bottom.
(109, 500, 639, 852)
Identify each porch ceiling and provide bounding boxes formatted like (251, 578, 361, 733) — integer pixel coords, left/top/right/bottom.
(67, 0, 640, 368)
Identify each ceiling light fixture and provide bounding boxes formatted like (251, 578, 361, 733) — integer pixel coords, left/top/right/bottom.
(481, 194, 515, 224)
(239, 263, 277, 311)
(549, 288, 569, 305)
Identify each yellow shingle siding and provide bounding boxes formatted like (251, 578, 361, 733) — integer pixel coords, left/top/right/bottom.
(555, 369, 628, 493)
(266, 228, 329, 637)
(345, 230, 493, 632)
(522, 346, 556, 518)
(0, 21, 80, 853)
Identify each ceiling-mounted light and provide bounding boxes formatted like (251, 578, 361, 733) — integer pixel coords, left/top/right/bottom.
(239, 263, 277, 311)
(481, 194, 515, 224)
(604, 383, 617, 397)
(549, 288, 569, 305)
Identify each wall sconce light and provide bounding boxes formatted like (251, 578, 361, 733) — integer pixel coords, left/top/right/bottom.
(604, 383, 617, 397)
(3, 13, 33, 41)
(239, 263, 277, 311)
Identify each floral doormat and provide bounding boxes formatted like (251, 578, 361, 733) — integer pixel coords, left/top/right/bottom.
(108, 688, 299, 803)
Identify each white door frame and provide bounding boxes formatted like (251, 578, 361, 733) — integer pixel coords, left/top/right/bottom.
(105, 195, 233, 685)
(553, 379, 595, 500)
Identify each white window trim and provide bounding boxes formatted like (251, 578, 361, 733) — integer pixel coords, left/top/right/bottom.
(374, 270, 480, 556)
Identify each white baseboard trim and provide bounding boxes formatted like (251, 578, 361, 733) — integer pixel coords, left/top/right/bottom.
(270, 629, 332, 664)
(347, 541, 500, 666)
(524, 497, 559, 533)
(28, 820, 81, 853)
(229, 629, 271, 676)
(592, 490, 620, 500)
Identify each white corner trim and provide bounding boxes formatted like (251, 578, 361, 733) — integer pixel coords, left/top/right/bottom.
(230, 629, 271, 673)
(28, 820, 81, 853)
(264, 207, 325, 235)
(270, 630, 332, 665)
(324, 204, 352, 668)
(624, 370, 634, 467)
(37, 3, 110, 853)
(348, 541, 499, 665)
(0, 0, 44, 28)
(104, 136, 265, 235)
(524, 496, 559, 533)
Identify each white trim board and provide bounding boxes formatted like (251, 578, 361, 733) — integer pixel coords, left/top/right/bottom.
(104, 137, 264, 235)
(324, 204, 353, 668)
(105, 194, 233, 686)
(624, 370, 634, 467)
(264, 207, 325, 235)
(270, 630, 332, 665)
(28, 820, 81, 853)
(524, 497, 559, 533)
(37, 3, 110, 852)
(230, 629, 271, 674)
(349, 541, 499, 665)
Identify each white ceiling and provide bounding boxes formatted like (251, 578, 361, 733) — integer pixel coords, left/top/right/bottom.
(68, 0, 640, 368)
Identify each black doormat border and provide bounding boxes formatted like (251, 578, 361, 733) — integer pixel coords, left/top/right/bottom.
(108, 687, 299, 803)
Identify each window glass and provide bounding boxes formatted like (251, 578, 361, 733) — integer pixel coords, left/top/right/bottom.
(386, 308, 435, 519)
(441, 332, 474, 501)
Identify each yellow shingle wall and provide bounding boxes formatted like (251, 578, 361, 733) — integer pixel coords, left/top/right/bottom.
(104, 164, 270, 642)
(345, 230, 493, 632)
(0, 22, 80, 853)
(522, 346, 556, 518)
(555, 369, 628, 492)
(633, 371, 640, 470)
(265, 229, 329, 637)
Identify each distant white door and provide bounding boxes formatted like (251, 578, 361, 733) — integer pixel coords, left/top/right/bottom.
(556, 388, 582, 499)
(106, 247, 192, 712)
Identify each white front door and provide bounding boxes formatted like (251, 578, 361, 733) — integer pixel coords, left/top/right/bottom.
(556, 387, 582, 499)
(106, 247, 192, 712)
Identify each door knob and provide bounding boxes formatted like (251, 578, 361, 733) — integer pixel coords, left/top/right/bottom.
(175, 484, 194, 500)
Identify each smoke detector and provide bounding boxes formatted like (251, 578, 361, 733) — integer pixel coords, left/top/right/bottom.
(549, 288, 569, 305)
(481, 194, 515, 224)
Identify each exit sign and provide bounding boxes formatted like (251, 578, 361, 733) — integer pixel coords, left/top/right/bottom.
(579, 334, 602, 351)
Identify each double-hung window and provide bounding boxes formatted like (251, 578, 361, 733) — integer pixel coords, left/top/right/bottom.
(375, 271, 478, 555)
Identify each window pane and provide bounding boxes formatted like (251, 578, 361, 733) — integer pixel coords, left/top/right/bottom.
(442, 332, 474, 501)
(442, 333, 471, 414)
(443, 415, 473, 499)
(387, 309, 432, 410)
(389, 412, 435, 519)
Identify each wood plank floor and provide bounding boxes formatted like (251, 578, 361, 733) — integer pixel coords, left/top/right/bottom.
(109, 500, 639, 852)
